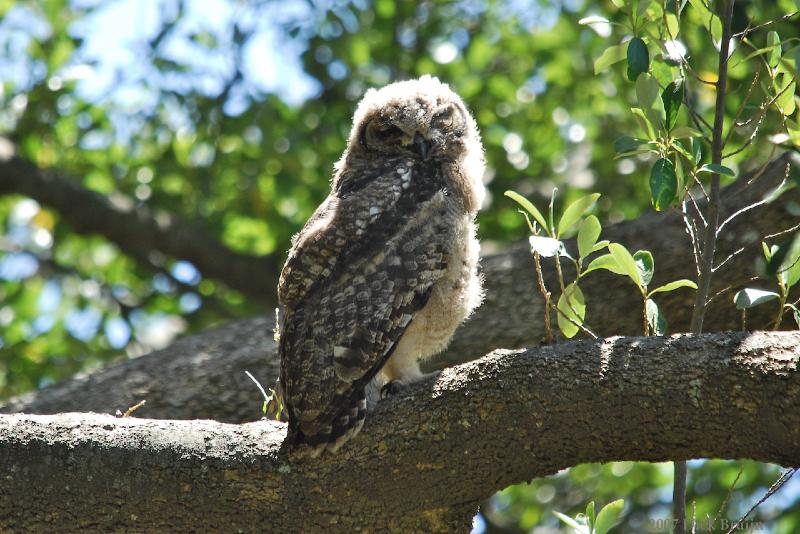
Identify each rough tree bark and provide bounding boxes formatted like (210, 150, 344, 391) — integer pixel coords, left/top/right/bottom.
(1, 331, 799, 532)
(2, 154, 797, 422)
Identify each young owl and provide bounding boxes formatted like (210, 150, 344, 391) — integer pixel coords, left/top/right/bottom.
(278, 75, 485, 456)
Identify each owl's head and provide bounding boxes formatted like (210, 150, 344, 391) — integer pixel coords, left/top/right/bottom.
(345, 75, 482, 165)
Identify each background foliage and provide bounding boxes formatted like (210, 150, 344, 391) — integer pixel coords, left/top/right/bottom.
(0, 0, 798, 531)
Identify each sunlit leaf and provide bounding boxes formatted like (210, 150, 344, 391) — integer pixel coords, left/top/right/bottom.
(774, 73, 796, 116)
(766, 233, 800, 288)
(733, 288, 780, 309)
(762, 241, 773, 261)
(585, 501, 596, 530)
(671, 126, 702, 139)
(767, 31, 782, 68)
(646, 298, 667, 335)
(609, 243, 643, 287)
(631, 107, 657, 140)
(505, 191, 549, 232)
(636, 74, 666, 129)
(689, 0, 723, 43)
(553, 511, 585, 531)
(595, 499, 625, 534)
(557, 282, 586, 339)
(529, 236, 567, 258)
(699, 163, 736, 176)
(595, 44, 628, 74)
(579, 15, 610, 26)
(633, 250, 654, 287)
(577, 215, 602, 259)
(665, 12, 680, 37)
(585, 253, 627, 276)
(691, 137, 703, 164)
(558, 193, 600, 237)
(649, 279, 698, 295)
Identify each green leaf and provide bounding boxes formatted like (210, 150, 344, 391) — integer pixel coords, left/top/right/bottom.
(733, 288, 780, 309)
(609, 243, 642, 287)
(674, 156, 685, 194)
(579, 15, 610, 26)
(578, 215, 602, 259)
(504, 191, 549, 232)
(665, 12, 680, 37)
(558, 193, 601, 237)
(698, 163, 736, 176)
(775, 73, 796, 116)
(636, 74, 666, 129)
(649, 158, 678, 211)
(585, 253, 627, 276)
(548, 187, 558, 238)
(631, 107, 657, 140)
(796, 45, 800, 77)
(691, 137, 703, 164)
(646, 298, 667, 335)
(592, 240, 611, 253)
(787, 303, 800, 329)
(784, 248, 800, 289)
(688, 0, 722, 43)
(627, 37, 649, 81)
(529, 236, 566, 258)
(594, 44, 629, 74)
(762, 241, 773, 261)
(767, 31, 782, 69)
(671, 126, 702, 139)
(633, 250, 654, 287)
(661, 80, 683, 131)
(649, 279, 698, 295)
(767, 234, 800, 288)
(553, 511, 583, 530)
(614, 135, 648, 153)
(595, 499, 625, 534)
(557, 282, 586, 339)
(671, 140, 694, 164)
(585, 501, 596, 530)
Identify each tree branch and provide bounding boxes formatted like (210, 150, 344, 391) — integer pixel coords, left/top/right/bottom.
(1, 331, 799, 531)
(0, 154, 280, 303)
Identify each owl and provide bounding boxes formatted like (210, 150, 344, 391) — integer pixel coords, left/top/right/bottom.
(278, 75, 485, 457)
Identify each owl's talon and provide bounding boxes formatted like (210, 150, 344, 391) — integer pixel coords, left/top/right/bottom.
(380, 380, 407, 399)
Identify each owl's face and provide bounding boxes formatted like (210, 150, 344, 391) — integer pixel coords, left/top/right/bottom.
(358, 97, 469, 161)
(345, 76, 481, 163)
(335, 76, 486, 213)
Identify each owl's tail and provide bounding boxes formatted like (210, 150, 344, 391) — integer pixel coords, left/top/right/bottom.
(287, 390, 367, 458)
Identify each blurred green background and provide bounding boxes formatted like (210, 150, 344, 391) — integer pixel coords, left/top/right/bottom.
(0, 0, 798, 531)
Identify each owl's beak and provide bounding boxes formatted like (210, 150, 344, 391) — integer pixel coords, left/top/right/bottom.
(411, 132, 431, 159)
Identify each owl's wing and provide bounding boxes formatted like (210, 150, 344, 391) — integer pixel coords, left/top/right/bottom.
(278, 162, 450, 453)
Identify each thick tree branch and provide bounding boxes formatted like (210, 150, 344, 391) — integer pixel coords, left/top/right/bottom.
(1, 331, 799, 532)
(0, 154, 280, 302)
